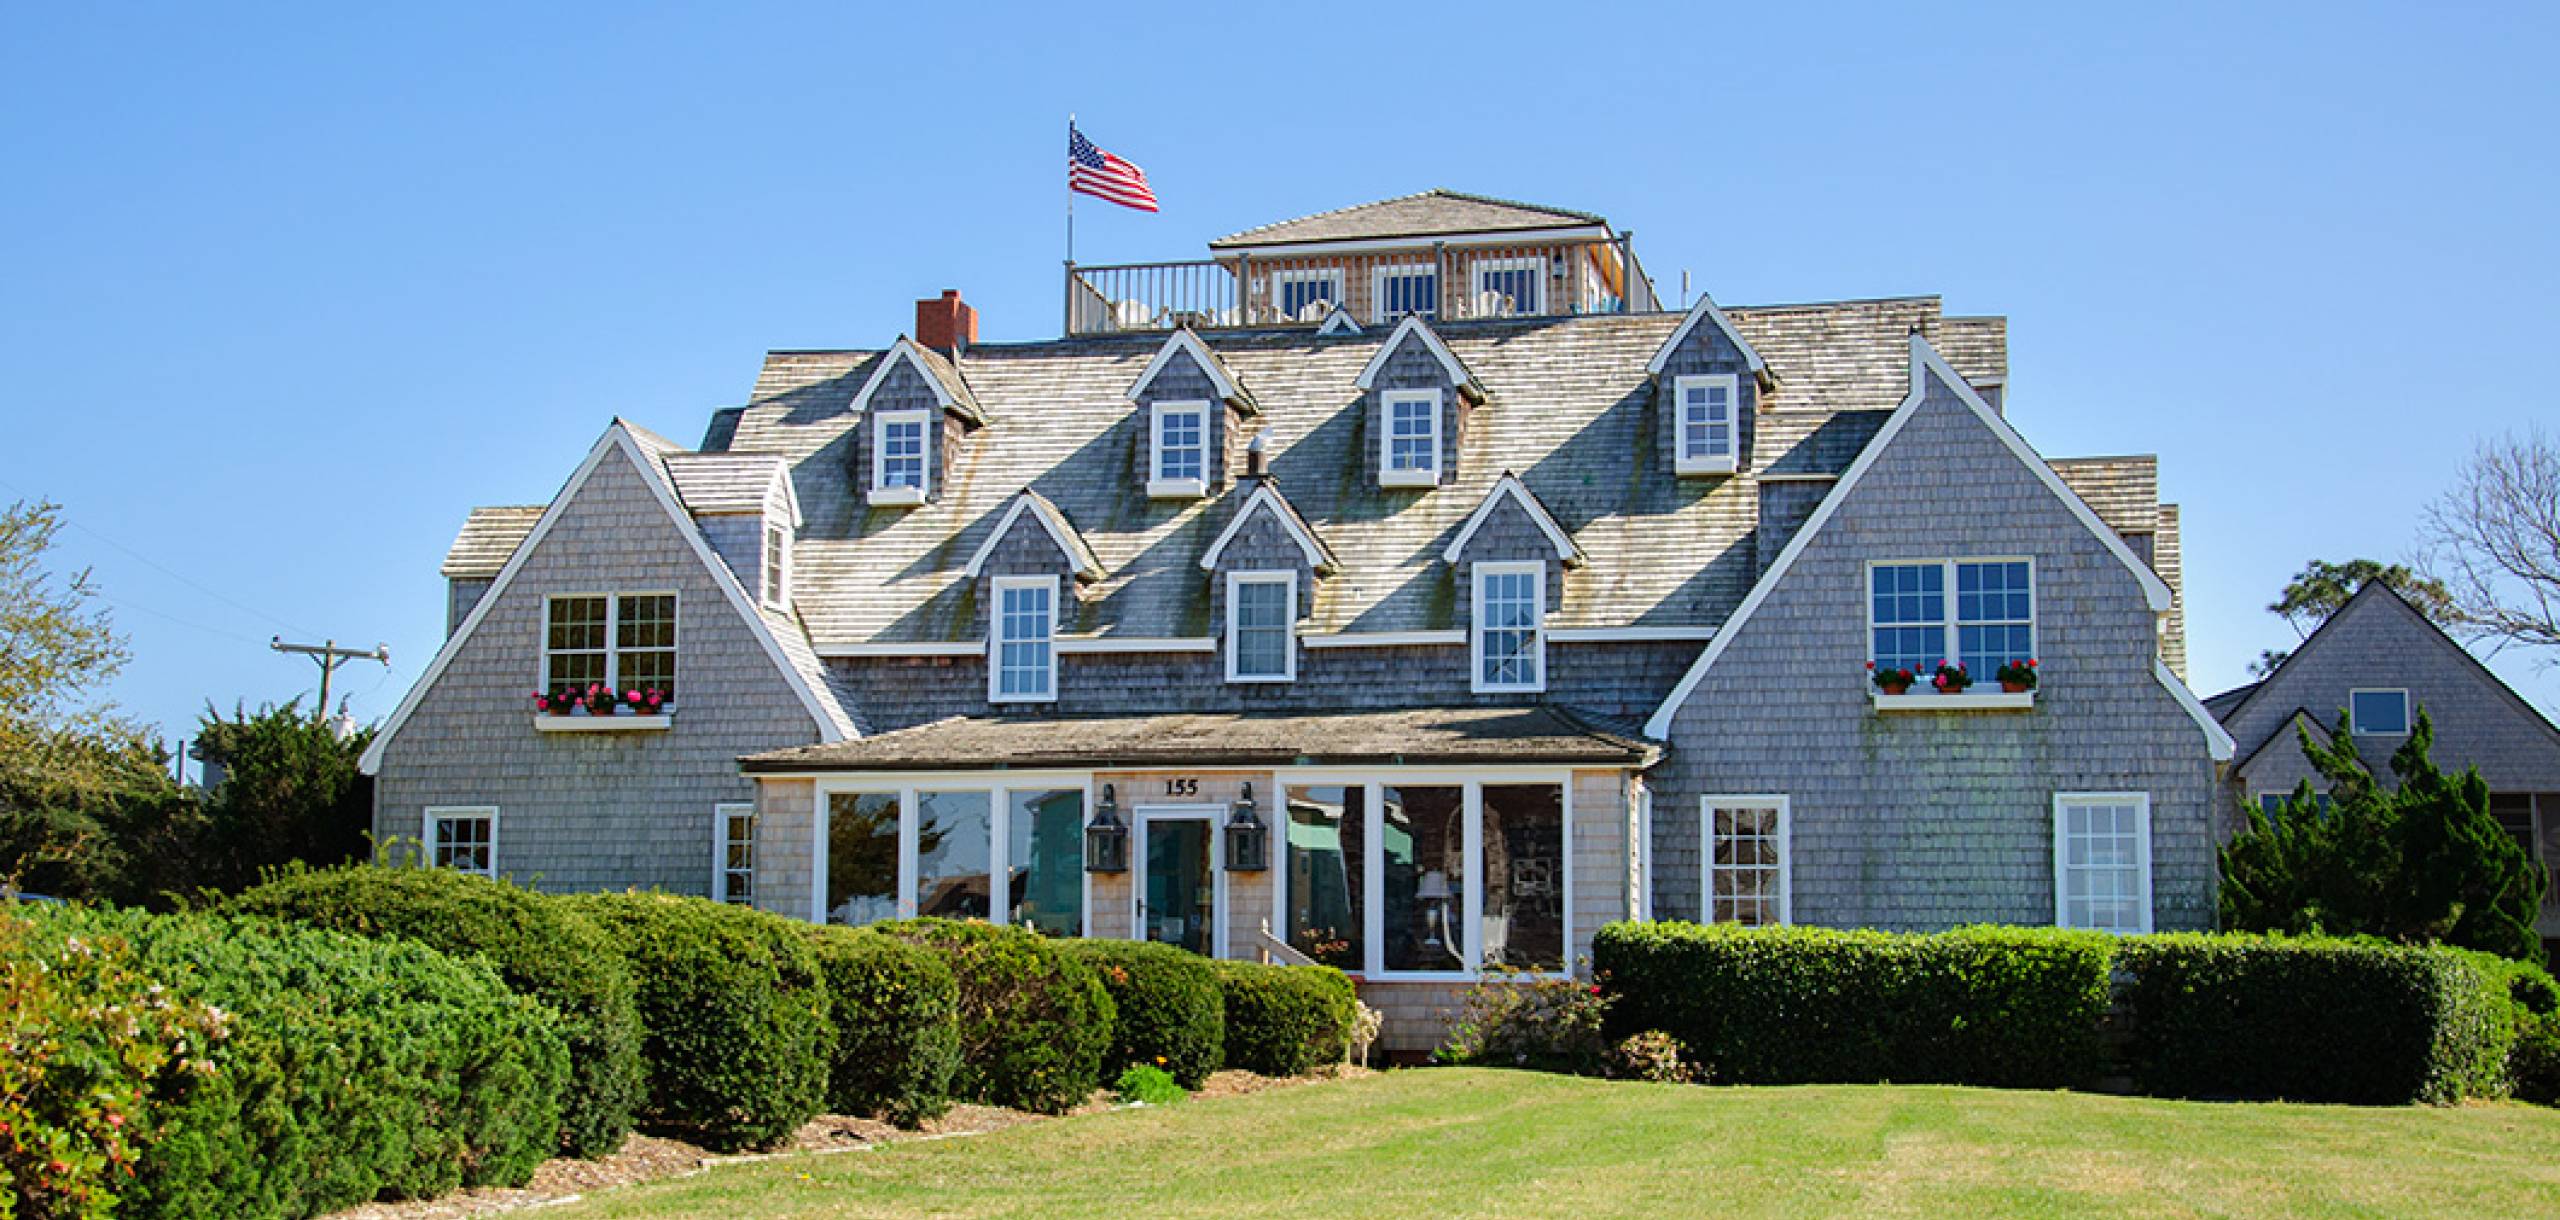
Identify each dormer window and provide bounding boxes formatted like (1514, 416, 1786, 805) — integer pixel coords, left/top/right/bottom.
(762, 524, 789, 607)
(1675, 374, 1739, 475)
(1149, 400, 1209, 499)
(871, 409, 930, 506)
(1372, 264, 1438, 322)
(1380, 390, 1442, 488)
(1273, 269, 1345, 322)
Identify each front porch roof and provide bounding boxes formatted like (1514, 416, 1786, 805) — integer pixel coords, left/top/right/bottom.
(741, 705, 1659, 773)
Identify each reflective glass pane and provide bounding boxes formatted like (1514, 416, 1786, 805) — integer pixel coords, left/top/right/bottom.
(825, 792, 899, 926)
(1143, 818, 1214, 956)
(1286, 785, 1365, 969)
(1382, 785, 1466, 972)
(915, 790, 992, 919)
(1482, 784, 1564, 971)
(1008, 788, 1084, 936)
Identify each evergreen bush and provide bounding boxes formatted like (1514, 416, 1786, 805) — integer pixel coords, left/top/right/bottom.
(800, 925, 961, 1126)
(1063, 939, 1225, 1088)
(876, 918, 1113, 1115)
(1208, 960, 1357, 1077)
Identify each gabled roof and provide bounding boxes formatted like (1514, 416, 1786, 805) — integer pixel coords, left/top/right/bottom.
(1355, 316, 1481, 397)
(360, 421, 854, 774)
(441, 506, 546, 578)
(962, 490, 1105, 582)
(1646, 294, 1768, 379)
(1443, 473, 1583, 568)
(1127, 328, 1257, 414)
(1643, 335, 2221, 761)
(663, 452, 802, 526)
(2233, 706, 2343, 776)
(1199, 479, 1336, 574)
(1316, 307, 1362, 337)
(1210, 189, 1608, 250)
(850, 337, 984, 425)
(2216, 580, 2560, 754)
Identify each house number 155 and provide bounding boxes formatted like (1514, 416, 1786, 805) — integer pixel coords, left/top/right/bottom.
(1162, 778, 1199, 797)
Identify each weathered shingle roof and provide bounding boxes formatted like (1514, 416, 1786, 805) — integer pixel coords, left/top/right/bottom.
(440, 506, 546, 578)
(664, 452, 794, 517)
(742, 705, 1657, 772)
(726, 297, 2011, 647)
(1210, 189, 1608, 249)
(2050, 456, 2160, 536)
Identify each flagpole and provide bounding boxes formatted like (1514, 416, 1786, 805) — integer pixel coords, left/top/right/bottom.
(1065, 113, 1076, 267)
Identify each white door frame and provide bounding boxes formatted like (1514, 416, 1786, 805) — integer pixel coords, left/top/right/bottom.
(1133, 804, 1228, 960)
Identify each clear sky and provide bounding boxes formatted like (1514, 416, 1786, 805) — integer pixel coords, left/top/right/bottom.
(5, 2, 2556, 759)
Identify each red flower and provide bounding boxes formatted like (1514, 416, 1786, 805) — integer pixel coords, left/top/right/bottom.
(2027, 659, 2038, 667)
(1865, 660, 1876, 670)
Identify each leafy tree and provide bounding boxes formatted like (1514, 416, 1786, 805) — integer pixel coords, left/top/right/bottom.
(192, 698, 373, 889)
(2247, 558, 2459, 676)
(2222, 707, 2545, 963)
(2424, 426, 2560, 653)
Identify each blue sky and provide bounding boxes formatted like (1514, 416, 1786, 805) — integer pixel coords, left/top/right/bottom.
(4, 2, 2557, 758)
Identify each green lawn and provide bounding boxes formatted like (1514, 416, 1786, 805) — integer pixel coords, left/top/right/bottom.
(557, 1070, 2560, 1219)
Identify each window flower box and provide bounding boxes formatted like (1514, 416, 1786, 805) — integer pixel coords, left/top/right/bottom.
(535, 713, 673, 732)
(531, 685, 673, 732)
(1873, 689, 2034, 713)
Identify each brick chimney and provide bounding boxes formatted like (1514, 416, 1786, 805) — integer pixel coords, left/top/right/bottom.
(915, 289, 977, 352)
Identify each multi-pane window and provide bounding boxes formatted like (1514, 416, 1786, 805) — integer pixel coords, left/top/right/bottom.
(1870, 560, 2035, 681)
(1275, 269, 1344, 320)
(714, 803, 755, 905)
(762, 525, 788, 607)
(1152, 401, 1207, 485)
(1704, 798, 1787, 926)
(544, 594, 677, 701)
(1382, 390, 1440, 483)
(1676, 374, 1738, 473)
(2055, 793, 2151, 933)
(1227, 572, 1295, 682)
(428, 807, 496, 877)
(2350, 688, 2411, 735)
(991, 577, 1055, 702)
(1474, 562, 1545, 692)
(822, 785, 1085, 933)
(1282, 778, 1569, 978)
(1472, 257, 1544, 315)
(875, 410, 928, 494)
(1373, 265, 1438, 321)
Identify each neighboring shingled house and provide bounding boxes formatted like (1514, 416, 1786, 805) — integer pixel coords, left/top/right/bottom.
(2208, 581, 2560, 954)
(361, 191, 2230, 1050)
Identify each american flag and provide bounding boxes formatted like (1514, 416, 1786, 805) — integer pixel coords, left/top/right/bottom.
(1068, 125, 1158, 213)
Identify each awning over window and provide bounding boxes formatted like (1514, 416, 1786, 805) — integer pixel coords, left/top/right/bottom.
(741, 705, 1657, 773)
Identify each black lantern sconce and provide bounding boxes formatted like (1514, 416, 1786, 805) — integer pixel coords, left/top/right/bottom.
(1084, 783, 1129, 873)
(1224, 781, 1269, 872)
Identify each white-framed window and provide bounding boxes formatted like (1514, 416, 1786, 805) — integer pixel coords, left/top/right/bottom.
(1371, 263, 1438, 322)
(818, 778, 1088, 935)
(543, 592, 677, 701)
(1379, 389, 1442, 487)
(426, 806, 497, 877)
(1225, 570, 1297, 682)
(1272, 268, 1346, 321)
(713, 802, 756, 905)
(871, 409, 930, 503)
(2054, 792, 2152, 933)
(1278, 775, 1572, 979)
(1702, 796, 1789, 925)
(1149, 400, 1209, 497)
(2349, 688, 2411, 736)
(762, 524, 789, 608)
(1867, 559, 2035, 679)
(1470, 255, 1545, 316)
(1674, 373, 1739, 475)
(1471, 561, 1546, 693)
(990, 575, 1057, 703)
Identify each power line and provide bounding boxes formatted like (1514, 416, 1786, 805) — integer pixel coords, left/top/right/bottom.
(0, 474, 319, 638)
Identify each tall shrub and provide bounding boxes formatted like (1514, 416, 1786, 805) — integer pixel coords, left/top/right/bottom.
(800, 926, 960, 1126)
(877, 919, 1113, 1114)
(564, 892, 832, 1151)
(1208, 960, 1357, 1077)
(229, 863, 646, 1156)
(1064, 939, 1225, 1088)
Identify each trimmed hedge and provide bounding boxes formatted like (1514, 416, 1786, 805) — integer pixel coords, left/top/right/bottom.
(1208, 960, 1357, 1076)
(32, 904, 568, 1218)
(1064, 939, 1225, 1088)
(229, 863, 646, 1157)
(2117, 934, 2513, 1104)
(1595, 922, 2113, 1088)
(564, 893, 833, 1150)
(801, 926, 961, 1126)
(876, 919, 1114, 1115)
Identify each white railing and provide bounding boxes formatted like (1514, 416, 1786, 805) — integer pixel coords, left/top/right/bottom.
(1067, 235, 1658, 336)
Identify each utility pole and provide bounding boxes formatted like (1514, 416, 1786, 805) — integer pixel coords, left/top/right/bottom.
(271, 637, 389, 719)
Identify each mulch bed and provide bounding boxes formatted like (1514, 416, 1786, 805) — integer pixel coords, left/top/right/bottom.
(327, 1069, 1359, 1218)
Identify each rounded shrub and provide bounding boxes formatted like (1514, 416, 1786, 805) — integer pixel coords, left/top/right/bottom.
(1208, 960, 1356, 1076)
(1064, 939, 1224, 1088)
(2513, 1014, 2560, 1105)
(800, 925, 961, 1126)
(564, 892, 833, 1151)
(876, 918, 1114, 1115)
(31, 903, 568, 1218)
(229, 863, 645, 1157)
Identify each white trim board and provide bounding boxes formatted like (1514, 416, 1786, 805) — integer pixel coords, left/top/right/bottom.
(1198, 481, 1333, 573)
(1643, 335, 2181, 741)
(360, 423, 849, 775)
(1127, 328, 1244, 404)
(849, 337, 961, 416)
(1354, 315, 1478, 393)
(962, 493, 1101, 581)
(1442, 473, 1582, 567)
(1646, 293, 1768, 375)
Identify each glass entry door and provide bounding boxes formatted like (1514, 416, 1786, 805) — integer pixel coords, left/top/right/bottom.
(1137, 808, 1221, 958)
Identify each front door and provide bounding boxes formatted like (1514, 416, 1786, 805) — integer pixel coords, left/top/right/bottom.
(1136, 807, 1223, 958)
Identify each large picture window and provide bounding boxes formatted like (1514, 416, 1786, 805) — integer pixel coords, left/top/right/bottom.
(1283, 777, 1568, 978)
(1870, 559, 2034, 679)
(544, 593, 676, 701)
(1702, 796, 1788, 926)
(990, 576, 1056, 703)
(2055, 792, 2151, 933)
(822, 781, 1087, 934)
